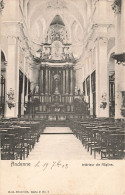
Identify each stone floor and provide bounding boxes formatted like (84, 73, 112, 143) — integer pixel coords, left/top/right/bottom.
(27, 127, 101, 160)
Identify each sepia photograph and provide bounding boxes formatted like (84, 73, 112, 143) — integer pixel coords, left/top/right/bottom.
(0, 0, 125, 194)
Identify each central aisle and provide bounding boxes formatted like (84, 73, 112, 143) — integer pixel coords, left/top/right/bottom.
(27, 127, 96, 160)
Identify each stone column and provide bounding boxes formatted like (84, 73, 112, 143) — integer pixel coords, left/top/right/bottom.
(45, 67, 48, 94)
(0, 1, 4, 115)
(121, 0, 125, 51)
(114, 0, 125, 119)
(84, 65, 87, 102)
(24, 0, 28, 21)
(21, 72, 25, 116)
(66, 68, 69, 94)
(40, 68, 43, 94)
(0, 1, 4, 159)
(21, 53, 26, 117)
(50, 69, 52, 95)
(5, 36, 19, 118)
(63, 68, 66, 94)
(0, 10, 1, 107)
(89, 74, 93, 116)
(51, 70, 53, 95)
(70, 67, 73, 95)
(115, 62, 125, 118)
(95, 37, 109, 118)
(25, 78, 28, 103)
(49, 68, 51, 94)
(89, 53, 93, 116)
(61, 69, 63, 94)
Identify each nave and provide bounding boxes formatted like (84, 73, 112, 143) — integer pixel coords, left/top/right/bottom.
(27, 127, 96, 160)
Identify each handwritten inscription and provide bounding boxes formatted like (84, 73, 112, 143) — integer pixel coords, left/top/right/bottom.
(34, 161, 69, 171)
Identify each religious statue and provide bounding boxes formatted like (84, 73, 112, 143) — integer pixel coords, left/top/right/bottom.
(54, 74, 60, 94)
(34, 85, 39, 94)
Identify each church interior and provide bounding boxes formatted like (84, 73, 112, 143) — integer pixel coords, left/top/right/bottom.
(0, 0, 125, 160)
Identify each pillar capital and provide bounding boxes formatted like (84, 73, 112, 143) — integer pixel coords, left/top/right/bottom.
(7, 36, 18, 45)
(98, 36, 108, 43)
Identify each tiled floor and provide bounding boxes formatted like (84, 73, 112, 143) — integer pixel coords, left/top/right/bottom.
(27, 127, 100, 160)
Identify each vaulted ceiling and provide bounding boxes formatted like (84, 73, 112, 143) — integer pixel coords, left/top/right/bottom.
(27, 0, 92, 58)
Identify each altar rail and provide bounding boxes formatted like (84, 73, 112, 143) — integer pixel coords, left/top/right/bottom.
(25, 94, 89, 122)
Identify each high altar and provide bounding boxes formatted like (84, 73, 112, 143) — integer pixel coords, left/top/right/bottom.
(29, 15, 84, 121)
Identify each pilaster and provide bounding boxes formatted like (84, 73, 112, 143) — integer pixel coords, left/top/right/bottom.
(95, 37, 109, 118)
(0, 0, 4, 116)
(5, 36, 19, 118)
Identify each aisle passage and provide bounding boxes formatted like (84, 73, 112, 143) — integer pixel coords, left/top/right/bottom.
(27, 127, 97, 160)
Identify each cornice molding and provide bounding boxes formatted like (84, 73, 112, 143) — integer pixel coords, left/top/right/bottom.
(83, 22, 114, 50)
(41, 61, 73, 67)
